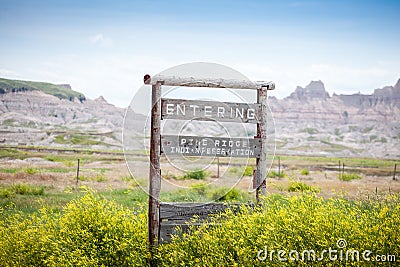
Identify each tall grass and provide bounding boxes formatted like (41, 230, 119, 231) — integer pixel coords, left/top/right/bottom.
(339, 173, 362, 181)
(0, 184, 45, 198)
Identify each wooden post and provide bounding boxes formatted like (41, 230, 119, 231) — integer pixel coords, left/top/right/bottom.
(342, 162, 345, 175)
(394, 164, 397, 181)
(148, 81, 162, 260)
(76, 158, 80, 185)
(278, 156, 281, 177)
(256, 86, 268, 203)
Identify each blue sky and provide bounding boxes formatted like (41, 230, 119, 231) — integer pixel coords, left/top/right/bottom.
(0, 0, 399, 107)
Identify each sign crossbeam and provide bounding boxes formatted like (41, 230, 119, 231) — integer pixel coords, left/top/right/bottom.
(151, 75, 275, 90)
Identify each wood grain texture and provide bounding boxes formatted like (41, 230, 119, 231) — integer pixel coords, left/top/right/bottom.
(151, 75, 275, 90)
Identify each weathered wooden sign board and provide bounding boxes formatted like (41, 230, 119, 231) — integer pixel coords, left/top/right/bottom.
(161, 98, 261, 123)
(161, 135, 262, 158)
(147, 76, 274, 252)
(159, 202, 243, 243)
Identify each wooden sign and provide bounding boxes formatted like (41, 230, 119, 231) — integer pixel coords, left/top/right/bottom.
(146, 72, 274, 252)
(159, 202, 243, 243)
(161, 135, 261, 158)
(161, 98, 261, 123)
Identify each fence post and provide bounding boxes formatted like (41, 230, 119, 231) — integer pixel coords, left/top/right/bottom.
(394, 164, 397, 181)
(342, 162, 345, 175)
(278, 156, 281, 177)
(256, 86, 268, 203)
(76, 158, 80, 185)
(148, 81, 162, 264)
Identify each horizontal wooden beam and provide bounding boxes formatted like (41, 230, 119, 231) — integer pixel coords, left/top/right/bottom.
(150, 75, 275, 90)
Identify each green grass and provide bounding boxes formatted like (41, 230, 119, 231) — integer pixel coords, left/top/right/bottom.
(2, 119, 16, 126)
(243, 166, 253, 176)
(0, 168, 18, 174)
(0, 77, 85, 100)
(42, 167, 72, 173)
(0, 186, 147, 213)
(228, 166, 254, 177)
(302, 127, 319, 135)
(300, 168, 310, 175)
(23, 167, 41, 175)
(339, 173, 362, 181)
(267, 170, 286, 178)
(100, 188, 148, 206)
(11, 183, 45, 196)
(54, 134, 104, 146)
(77, 174, 107, 182)
(0, 184, 46, 204)
(182, 169, 207, 180)
(160, 184, 251, 203)
(287, 180, 320, 193)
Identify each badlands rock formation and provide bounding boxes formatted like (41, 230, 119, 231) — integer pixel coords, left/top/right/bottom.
(0, 78, 399, 158)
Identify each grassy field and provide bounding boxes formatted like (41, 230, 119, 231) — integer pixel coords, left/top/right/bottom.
(0, 146, 399, 265)
(0, 145, 399, 212)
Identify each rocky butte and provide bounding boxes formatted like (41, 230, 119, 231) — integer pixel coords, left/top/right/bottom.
(269, 79, 400, 158)
(0, 77, 399, 158)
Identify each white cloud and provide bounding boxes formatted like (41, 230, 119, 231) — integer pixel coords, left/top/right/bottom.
(0, 68, 22, 78)
(88, 33, 113, 47)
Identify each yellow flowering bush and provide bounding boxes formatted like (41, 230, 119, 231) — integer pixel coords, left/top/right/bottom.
(0, 192, 147, 266)
(157, 193, 400, 266)
(0, 192, 399, 266)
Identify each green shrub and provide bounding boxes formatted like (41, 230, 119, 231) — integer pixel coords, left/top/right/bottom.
(23, 167, 40, 175)
(0, 188, 15, 198)
(267, 170, 286, 178)
(243, 166, 253, 177)
(228, 167, 240, 174)
(287, 180, 320, 193)
(0, 192, 147, 266)
(339, 173, 361, 181)
(190, 183, 210, 197)
(182, 169, 207, 180)
(11, 183, 45, 195)
(300, 168, 310, 175)
(211, 187, 247, 202)
(229, 166, 254, 177)
(95, 174, 107, 182)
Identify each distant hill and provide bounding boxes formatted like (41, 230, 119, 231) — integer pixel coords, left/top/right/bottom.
(0, 77, 399, 158)
(0, 77, 85, 101)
